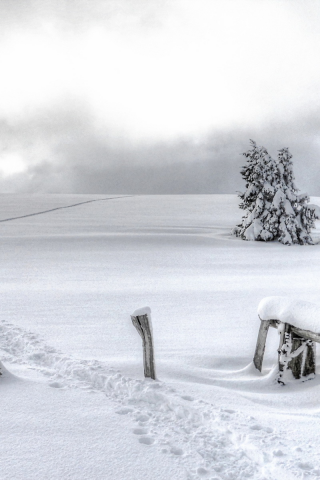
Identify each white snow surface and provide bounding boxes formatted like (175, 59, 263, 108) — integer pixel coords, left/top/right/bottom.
(258, 296, 320, 333)
(132, 306, 152, 317)
(1, 194, 320, 480)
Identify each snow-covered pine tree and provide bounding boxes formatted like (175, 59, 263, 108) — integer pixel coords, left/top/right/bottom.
(272, 147, 299, 245)
(278, 147, 320, 244)
(233, 140, 280, 242)
(234, 141, 320, 245)
(272, 147, 320, 245)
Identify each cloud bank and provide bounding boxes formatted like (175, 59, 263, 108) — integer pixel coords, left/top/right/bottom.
(0, 0, 319, 194)
(0, 101, 319, 195)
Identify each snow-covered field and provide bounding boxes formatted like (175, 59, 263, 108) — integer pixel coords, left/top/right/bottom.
(1, 194, 320, 480)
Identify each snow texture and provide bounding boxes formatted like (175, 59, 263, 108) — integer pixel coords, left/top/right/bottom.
(132, 306, 152, 317)
(1, 318, 319, 480)
(1, 194, 320, 479)
(258, 296, 320, 333)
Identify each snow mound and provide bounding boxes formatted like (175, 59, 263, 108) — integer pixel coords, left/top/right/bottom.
(0, 360, 17, 380)
(131, 306, 153, 336)
(132, 306, 151, 317)
(258, 296, 320, 333)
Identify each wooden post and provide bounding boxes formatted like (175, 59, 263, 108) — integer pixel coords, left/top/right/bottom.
(253, 319, 271, 371)
(131, 311, 156, 380)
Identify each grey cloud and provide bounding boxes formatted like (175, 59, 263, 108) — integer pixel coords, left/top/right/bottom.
(0, 1, 319, 196)
(0, 102, 319, 195)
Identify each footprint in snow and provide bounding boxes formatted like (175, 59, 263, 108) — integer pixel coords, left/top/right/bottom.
(181, 395, 194, 401)
(170, 446, 184, 456)
(249, 424, 263, 431)
(49, 381, 64, 388)
(264, 427, 273, 433)
(196, 467, 208, 476)
(297, 462, 314, 471)
(135, 414, 150, 423)
(273, 449, 284, 457)
(132, 428, 148, 435)
(116, 407, 133, 415)
(139, 436, 155, 445)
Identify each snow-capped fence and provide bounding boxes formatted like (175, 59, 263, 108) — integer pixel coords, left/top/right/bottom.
(131, 307, 156, 380)
(254, 297, 320, 384)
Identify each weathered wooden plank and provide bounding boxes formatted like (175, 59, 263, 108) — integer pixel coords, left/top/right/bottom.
(253, 319, 271, 371)
(260, 317, 320, 343)
(302, 340, 316, 378)
(289, 335, 316, 379)
(277, 323, 292, 385)
(131, 316, 144, 340)
(290, 326, 320, 344)
(131, 313, 156, 380)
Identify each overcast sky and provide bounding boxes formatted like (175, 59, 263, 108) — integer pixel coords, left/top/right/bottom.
(0, 0, 320, 194)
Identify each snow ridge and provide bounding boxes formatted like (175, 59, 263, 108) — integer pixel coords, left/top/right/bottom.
(0, 320, 318, 480)
(0, 195, 133, 223)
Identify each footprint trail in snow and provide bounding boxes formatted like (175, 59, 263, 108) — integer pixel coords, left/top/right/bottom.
(0, 320, 319, 480)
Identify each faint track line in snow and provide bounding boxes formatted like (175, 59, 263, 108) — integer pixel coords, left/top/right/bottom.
(0, 195, 134, 223)
(0, 320, 318, 480)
